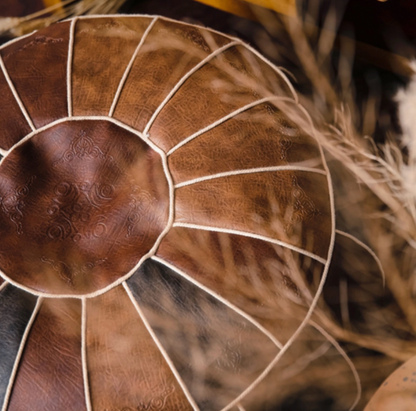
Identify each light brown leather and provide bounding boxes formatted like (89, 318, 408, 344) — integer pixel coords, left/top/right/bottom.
(0, 15, 332, 411)
(86, 285, 193, 410)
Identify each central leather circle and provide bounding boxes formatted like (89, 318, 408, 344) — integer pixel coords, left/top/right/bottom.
(0, 120, 169, 296)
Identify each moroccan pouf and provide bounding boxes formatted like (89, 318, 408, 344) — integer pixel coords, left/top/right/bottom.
(0, 15, 334, 411)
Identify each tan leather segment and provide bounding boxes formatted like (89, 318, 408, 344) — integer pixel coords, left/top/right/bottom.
(149, 45, 294, 151)
(175, 171, 331, 259)
(71, 17, 152, 116)
(0, 22, 70, 128)
(113, 18, 231, 132)
(168, 103, 324, 185)
(0, 120, 169, 295)
(157, 227, 325, 338)
(86, 285, 193, 411)
(8, 298, 86, 411)
(0, 69, 32, 150)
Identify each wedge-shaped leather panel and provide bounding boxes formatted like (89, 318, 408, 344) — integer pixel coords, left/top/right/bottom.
(113, 18, 232, 131)
(157, 227, 325, 339)
(127, 259, 279, 411)
(0, 285, 37, 406)
(149, 45, 294, 151)
(0, 22, 70, 128)
(86, 285, 193, 411)
(8, 298, 85, 411)
(72, 17, 152, 116)
(0, 69, 32, 150)
(168, 103, 324, 185)
(175, 171, 331, 259)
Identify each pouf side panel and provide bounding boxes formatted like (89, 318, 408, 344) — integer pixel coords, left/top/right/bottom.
(168, 103, 324, 185)
(149, 45, 294, 151)
(0, 22, 70, 129)
(157, 227, 325, 340)
(175, 171, 331, 259)
(86, 285, 193, 411)
(71, 17, 152, 117)
(0, 285, 37, 406)
(0, 69, 32, 151)
(127, 259, 278, 411)
(8, 298, 86, 411)
(113, 18, 232, 132)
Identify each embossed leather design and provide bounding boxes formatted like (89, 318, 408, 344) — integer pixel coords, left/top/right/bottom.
(0, 15, 332, 411)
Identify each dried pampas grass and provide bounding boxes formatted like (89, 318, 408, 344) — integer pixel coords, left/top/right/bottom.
(0, 0, 127, 37)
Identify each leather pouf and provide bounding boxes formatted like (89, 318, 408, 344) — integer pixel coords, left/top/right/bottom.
(0, 15, 334, 411)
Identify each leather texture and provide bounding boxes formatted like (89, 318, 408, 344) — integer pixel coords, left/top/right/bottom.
(0, 120, 168, 295)
(86, 285, 192, 410)
(128, 259, 278, 411)
(8, 298, 86, 411)
(0, 15, 332, 411)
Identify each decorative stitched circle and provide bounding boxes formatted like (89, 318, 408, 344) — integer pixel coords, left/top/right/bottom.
(0, 15, 334, 411)
(0, 119, 169, 296)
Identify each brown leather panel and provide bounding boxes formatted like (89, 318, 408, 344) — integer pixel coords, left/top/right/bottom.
(8, 298, 85, 411)
(175, 171, 331, 259)
(168, 103, 324, 185)
(127, 259, 278, 411)
(0, 22, 70, 128)
(149, 45, 294, 152)
(72, 17, 152, 117)
(0, 120, 169, 295)
(0, 69, 32, 150)
(0, 285, 37, 405)
(113, 18, 231, 132)
(86, 285, 193, 411)
(157, 227, 325, 337)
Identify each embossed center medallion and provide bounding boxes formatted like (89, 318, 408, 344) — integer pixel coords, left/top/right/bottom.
(0, 120, 170, 295)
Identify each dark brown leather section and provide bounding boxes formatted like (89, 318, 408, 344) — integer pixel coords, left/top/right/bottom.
(113, 18, 231, 132)
(86, 285, 193, 410)
(0, 69, 32, 150)
(72, 17, 152, 117)
(8, 298, 86, 411)
(0, 120, 169, 295)
(168, 103, 324, 185)
(157, 227, 325, 336)
(0, 285, 37, 405)
(175, 171, 331, 259)
(149, 45, 294, 152)
(0, 22, 70, 128)
(127, 259, 278, 411)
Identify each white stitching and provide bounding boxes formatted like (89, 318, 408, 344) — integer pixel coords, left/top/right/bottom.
(143, 40, 241, 136)
(0, 55, 35, 131)
(1, 297, 43, 411)
(67, 18, 78, 117)
(175, 165, 327, 189)
(171, 223, 327, 265)
(152, 256, 283, 350)
(167, 96, 297, 156)
(81, 297, 93, 411)
(123, 282, 200, 411)
(109, 17, 158, 117)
